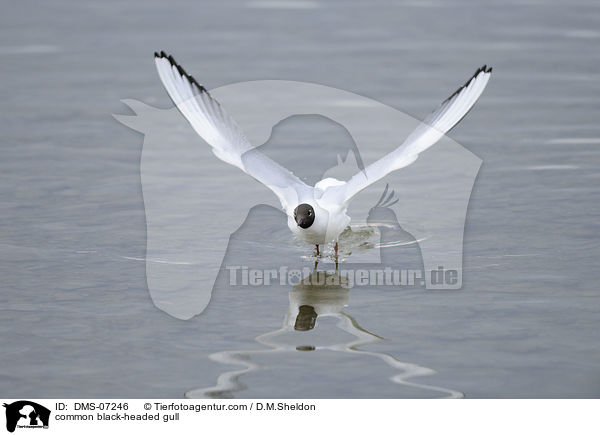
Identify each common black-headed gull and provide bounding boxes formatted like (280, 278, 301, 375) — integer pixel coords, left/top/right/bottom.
(154, 51, 491, 259)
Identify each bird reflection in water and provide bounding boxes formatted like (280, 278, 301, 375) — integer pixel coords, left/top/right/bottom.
(185, 270, 463, 399)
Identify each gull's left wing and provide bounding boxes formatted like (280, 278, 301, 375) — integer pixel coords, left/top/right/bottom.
(154, 51, 311, 211)
(321, 66, 492, 205)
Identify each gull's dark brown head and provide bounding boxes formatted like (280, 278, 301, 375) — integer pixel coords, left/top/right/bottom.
(294, 203, 315, 229)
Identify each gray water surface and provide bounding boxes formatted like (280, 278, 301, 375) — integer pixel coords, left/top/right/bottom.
(1, 0, 599, 398)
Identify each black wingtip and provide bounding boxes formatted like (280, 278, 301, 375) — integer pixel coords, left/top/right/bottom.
(155, 51, 174, 61)
(155, 51, 209, 94)
(473, 64, 494, 77)
(480, 65, 493, 74)
(441, 64, 492, 105)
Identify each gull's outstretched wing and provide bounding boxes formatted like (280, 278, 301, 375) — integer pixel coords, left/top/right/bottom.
(154, 51, 311, 211)
(322, 66, 492, 205)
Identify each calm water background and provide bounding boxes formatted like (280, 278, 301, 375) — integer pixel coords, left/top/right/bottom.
(1, 0, 599, 398)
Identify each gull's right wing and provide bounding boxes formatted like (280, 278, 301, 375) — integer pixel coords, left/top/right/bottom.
(321, 66, 492, 206)
(154, 51, 311, 211)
